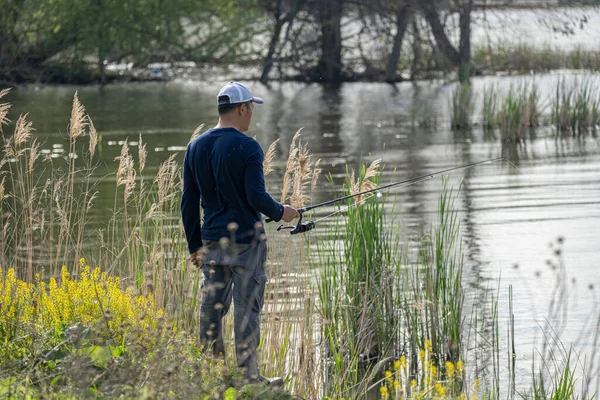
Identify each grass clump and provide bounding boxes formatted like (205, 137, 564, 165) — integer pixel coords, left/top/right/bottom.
(450, 83, 473, 129)
(551, 79, 600, 136)
(473, 43, 600, 74)
(497, 83, 541, 140)
(317, 163, 468, 398)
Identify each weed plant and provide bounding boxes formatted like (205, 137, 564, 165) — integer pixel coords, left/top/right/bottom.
(551, 79, 600, 136)
(496, 83, 541, 140)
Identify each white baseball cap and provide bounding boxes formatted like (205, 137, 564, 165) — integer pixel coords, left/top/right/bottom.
(217, 81, 264, 105)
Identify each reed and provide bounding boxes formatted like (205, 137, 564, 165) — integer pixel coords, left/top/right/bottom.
(493, 83, 541, 140)
(483, 85, 498, 132)
(552, 79, 600, 136)
(473, 43, 600, 74)
(450, 83, 473, 129)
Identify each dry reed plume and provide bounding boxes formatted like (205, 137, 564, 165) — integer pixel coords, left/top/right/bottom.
(155, 154, 179, 207)
(189, 124, 204, 143)
(69, 92, 87, 140)
(138, 133, 147, 172)
(280, 129, 301, 203)
(278, 129, 321, 208)
(290, 141, 317, 208)
(88, 116, 98, 158)
(115, 143, 136, 202)
(350, 159, 381, 204)
(0, 176, 5, 202)
(13, 114, 33, 149)
(0, 88, 11, 130)
(263, 138, 280, 176)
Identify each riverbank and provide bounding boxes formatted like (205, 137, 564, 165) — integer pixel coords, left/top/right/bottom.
(3, 42, 600, 87)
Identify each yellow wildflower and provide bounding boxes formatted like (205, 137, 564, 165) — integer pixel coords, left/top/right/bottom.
(380, 386, 389, 399)
(410, 379, 417, 388)
(430, 365, 437, 378)
(419, 349, 425, 360)
(446, 361, 455, 378)
(393, 380, 400, 390)
(460, 394, 466, 400)
(473, 379, 480, 392)
(457, 360, 464, 373)
(394, 359, 401, 371)
(435, 382, 446, 396)
(385, 370, 393, 385)
(425, 340, 432, 352)
(400, 355, 407, 369)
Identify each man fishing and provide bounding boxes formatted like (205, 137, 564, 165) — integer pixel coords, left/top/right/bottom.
(180, 81, 299, 386)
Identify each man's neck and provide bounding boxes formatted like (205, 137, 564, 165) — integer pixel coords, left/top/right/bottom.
(215, 117, 244, 132)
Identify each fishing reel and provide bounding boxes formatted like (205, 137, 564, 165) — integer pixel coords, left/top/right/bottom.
(268, 212, 315, 235)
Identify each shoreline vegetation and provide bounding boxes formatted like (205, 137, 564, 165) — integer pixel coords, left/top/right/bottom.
(1, 90, 598, 398)
(449, 78, 599, 139)
(2, 43, 600, 87)
(2, 0, 599, 87)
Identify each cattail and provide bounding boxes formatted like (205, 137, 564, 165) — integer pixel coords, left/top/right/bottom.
(0, 88, 11, 130)
(13, 114, 33, 147)
(263, 138, 279, 176)
(138, 133, 147, 172)
(69, 92, 87, 140)
(281, 128, 302, 203)
(189, 124, 204, 143)
(88, 116, 98, 158)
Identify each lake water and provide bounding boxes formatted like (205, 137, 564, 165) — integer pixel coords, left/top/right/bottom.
(5, 71, 600, 395)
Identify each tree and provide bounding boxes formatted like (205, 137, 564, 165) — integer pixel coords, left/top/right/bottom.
(386, 1, 413, 82)
(259, 0, 305, 84)
(317, 0, 343, 82)
(419, 0, 473, 82)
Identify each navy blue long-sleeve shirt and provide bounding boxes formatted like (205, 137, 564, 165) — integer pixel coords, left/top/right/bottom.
(181, 127, 284, 254)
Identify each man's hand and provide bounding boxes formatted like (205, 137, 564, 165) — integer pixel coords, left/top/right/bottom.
(189, 251, 203, 267)
(281, 205, 300, 222)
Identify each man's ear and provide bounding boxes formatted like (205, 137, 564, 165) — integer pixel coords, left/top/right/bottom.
(237, 104, 245, 116)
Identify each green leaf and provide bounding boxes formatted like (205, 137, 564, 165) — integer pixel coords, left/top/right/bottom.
(80, 345, 112, 368)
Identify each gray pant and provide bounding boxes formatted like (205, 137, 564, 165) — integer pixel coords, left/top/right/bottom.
(199, 240, 268, 380)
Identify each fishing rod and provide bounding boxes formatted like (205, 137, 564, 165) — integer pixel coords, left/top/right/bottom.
(266, 157, 507, 234)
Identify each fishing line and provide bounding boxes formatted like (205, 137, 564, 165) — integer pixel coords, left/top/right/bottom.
(270, 157, 508, 234)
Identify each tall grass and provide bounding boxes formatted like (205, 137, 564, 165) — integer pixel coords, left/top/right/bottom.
(551, 79, 600, 136)
(316, 167, 468, 398)
(1, 90, 598, 399)
(496, 83, 541, 140)
(472, 43, 600, 74)
(483, 85, 499, 132)
(451, 83, 473, 129)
